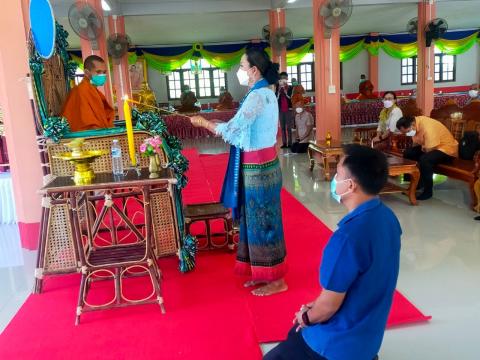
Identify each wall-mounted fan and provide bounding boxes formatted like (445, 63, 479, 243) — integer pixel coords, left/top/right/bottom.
(262, 24, 271, 42)
(406, 17, 418, 35)
(107, 33, 131, 63)
(425, 18, 448, 47)
(271, 0, 287, 9)
(320, 0, 353, 39)
(68, 2, 104, 50)
(270, 27, 293, 52)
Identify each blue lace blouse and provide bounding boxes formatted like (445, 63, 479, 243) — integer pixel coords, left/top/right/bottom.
(215, 87, 279, 151)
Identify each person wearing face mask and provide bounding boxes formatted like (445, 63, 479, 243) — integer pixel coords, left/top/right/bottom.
(276, 72, 294, 148)
(291, 101, 314, 154)
(177, 85, 200, 113)
(373, 91, 403, 143)
(61, 55, 114, 132)
(265, 145, 399, 360)
(397, 115, 458, 200)
(216, 86, 234, 110)
(190, 48, 287, 297)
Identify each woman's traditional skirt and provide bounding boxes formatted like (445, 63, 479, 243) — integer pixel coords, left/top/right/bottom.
(234, 146, 287, 281)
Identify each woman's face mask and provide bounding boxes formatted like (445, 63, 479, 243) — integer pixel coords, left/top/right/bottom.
(383, 100, 394, 109)
(236, 67, 250, 86)
(330, 174, 353, 204)
(295, 107, 303, 114)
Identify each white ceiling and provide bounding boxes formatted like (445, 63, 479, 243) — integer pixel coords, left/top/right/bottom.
(51, 0, 480, 48)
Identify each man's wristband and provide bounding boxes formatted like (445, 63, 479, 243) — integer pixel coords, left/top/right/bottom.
(302, 310, 312, 326)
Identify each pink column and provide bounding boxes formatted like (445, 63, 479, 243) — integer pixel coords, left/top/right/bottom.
(369, 32, 379, 95)
(80, 0, 114, 105)
(0, 0, 43, 249)
(269, 8, 287, 72)
(108, 15, 132, 119)
(313, 0, 341, 141)
(416, 1, 436, 116)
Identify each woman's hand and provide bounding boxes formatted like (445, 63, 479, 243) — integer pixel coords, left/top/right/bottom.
(190, 115, 207, 128)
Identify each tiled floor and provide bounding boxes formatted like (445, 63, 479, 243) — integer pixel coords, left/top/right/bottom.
(1, 140, 480, 358)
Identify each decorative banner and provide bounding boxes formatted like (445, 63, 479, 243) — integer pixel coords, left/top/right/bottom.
(68, 29, 480, 72)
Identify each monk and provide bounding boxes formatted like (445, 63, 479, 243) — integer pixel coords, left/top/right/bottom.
(356, 78, 377, 100)
(177, 85, 200, 113)
(61, 55, 115, 132)
(216, 86, 234, 110)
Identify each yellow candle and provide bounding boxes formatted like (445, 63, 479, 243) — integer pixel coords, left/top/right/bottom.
(123, 96, 137, 166)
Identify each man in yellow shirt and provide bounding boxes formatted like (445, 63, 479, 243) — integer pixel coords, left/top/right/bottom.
(397, 115, 458, 200)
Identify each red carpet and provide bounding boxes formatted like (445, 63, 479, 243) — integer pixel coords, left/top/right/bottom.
(194, 150, 431, 342)
(0, 149, 430, 359)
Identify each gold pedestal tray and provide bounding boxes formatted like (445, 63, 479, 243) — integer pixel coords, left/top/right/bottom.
(53, 139, 107, 185)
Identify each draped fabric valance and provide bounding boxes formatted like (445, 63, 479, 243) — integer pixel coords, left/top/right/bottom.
(69, 29, 480, 73)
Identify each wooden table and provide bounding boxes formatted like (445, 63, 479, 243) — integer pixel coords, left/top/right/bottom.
(308, 140, 344, 180)
(34, 168, 179, 294)
(383, 154, 420, 205)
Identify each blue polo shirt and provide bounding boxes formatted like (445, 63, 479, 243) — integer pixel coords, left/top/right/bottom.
(302, 198, 401, 360)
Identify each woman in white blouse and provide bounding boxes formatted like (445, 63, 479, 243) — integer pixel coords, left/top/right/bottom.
(373, 91, 403, 143)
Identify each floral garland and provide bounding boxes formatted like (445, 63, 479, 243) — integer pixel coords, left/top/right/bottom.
(132, 108, 198, 273)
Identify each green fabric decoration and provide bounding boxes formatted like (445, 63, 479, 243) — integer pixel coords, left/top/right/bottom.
(340, 39, 366, 62)
(133, 108, 167, 135)
(43, 116, 71, 143)
(435, 32, 479, 55)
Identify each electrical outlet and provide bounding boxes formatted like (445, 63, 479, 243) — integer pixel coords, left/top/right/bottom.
(328, 85, 336, 94)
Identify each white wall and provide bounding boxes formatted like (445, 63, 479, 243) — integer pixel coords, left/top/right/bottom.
(341, 51, 369, 94)
(379, 43, 480, 93)
(144, 44, 480, 103)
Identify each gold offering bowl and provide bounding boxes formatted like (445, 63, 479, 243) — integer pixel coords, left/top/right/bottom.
(53, 139, 107, 185)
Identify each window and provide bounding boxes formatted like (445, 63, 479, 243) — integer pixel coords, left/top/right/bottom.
(167, 59, 227, 100)
(434, 47, 455, 82)
(401, 47, 456, 85)
(74, 68, 84, 85)
(401, 57, 417, 85)
(287, 53, 315, 91)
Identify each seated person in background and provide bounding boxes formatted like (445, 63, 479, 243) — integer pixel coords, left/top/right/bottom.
(61, 55, 114, 132)
(373, 91, 403, 143)
(291, 79, 306, 108)
(356, 77, 377, 100)
(397, 115, 458, 201)
(177, 85, 200, 113)
(265, 145, 399, 360)
(291, 101, 314, 154)
(216, 86, 234, 110)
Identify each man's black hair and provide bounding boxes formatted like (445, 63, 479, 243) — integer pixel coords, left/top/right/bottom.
(279, 72, 288, 78)
(342, 144, 388, 195)
(396, 116, 415, 130)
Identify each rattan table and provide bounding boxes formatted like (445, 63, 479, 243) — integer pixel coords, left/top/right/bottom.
(34, 168, 179, 294)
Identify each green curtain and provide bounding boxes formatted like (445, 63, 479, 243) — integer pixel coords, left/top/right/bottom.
(201, 47, 246, 70)
(380, 39, 418, 59)
(435, 31, 479, 55)
(143, 49, 194, 73)
(340, 40, 366, 62)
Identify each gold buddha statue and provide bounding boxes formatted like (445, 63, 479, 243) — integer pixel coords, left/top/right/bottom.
(136, 82, 157, 112)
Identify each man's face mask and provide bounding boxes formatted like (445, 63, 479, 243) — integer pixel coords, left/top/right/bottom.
(90, 74, 107, 87)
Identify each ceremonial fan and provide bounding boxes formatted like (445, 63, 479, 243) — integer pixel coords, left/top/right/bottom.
(425, 18, 448, 47)
(320, 0, 353, 39)
(68, 2, 104, 50)
(107, 33, 131, 64)
(406, 17, 419, 35)
(270, 27, 293, 53)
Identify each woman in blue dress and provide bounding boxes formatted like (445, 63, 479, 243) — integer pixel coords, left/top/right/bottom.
(190, 48, 287, 296)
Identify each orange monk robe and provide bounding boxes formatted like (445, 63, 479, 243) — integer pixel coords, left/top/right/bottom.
(356, 80, 377, 100)
(61, 78, 115, 132)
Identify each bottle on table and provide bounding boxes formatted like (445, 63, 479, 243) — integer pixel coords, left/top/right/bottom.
(111, 139, 124, 176)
